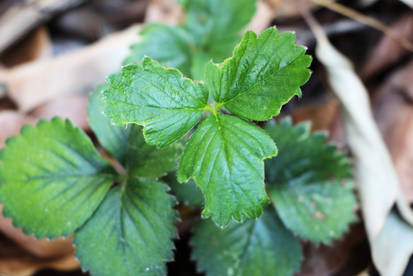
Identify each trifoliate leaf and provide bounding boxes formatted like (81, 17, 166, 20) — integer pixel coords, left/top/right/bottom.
(89, 87, 182, 178)
(123, 24, 193, 76)
(206, 27, 312, 121)
(103, 57, 209, 147)
(178, 114, 276, 227)
(191, 207, 302, 276)
(183, 0, 257, 61)
(164, 172, 203, 208)
(74, 178, 177, 276)
(265, 118, 356, 244)
(0, 118, 115, 238)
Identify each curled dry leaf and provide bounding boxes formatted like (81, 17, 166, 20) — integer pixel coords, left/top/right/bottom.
(305, 11, 413, 276)
(0, 24, 141, 112)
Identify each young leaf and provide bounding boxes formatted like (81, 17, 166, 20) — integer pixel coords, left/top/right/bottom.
(74, 178, 177, 276)
(123, 24, 192, 76)
(265, 118, 356, 244)
(206, 27, 312, 121)
(183, 0, 257, 61)
(178, 114, 276, 226)
(191, 207, 302, 276)
(89, 87, 182, 178)
(103, 58, 209, 147)
(0, 118, 116, 238)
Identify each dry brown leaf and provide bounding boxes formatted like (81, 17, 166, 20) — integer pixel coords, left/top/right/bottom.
(0, 24, 141, 112)
(0, 111, 37, 147)
(362, 15, 413, 79)
(30, 94, 89, 130)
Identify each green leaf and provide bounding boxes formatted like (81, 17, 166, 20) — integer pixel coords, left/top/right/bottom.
(74, 178, 177, 276)
(183, 0, 257, 60)
(103, 57, 209, 147)
(265, 118, 356, 244)
(0, 118, 115, 238)
(89, 87, 182, 178)
(164, 172, 203, 208)
(206, 27, 312, 121)
(191, 207, 302, 276)
(178, 114, 276, 227)
(123, 24, 193, 76)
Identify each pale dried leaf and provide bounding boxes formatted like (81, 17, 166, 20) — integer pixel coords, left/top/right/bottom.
(310, 16, 413, 276)
(0, 24, 141, 111)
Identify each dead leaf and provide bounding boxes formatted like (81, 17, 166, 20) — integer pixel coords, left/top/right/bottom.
(30, 94, 89, 130)
(0, 24, 141, 112)
(303, 8, 413, 275)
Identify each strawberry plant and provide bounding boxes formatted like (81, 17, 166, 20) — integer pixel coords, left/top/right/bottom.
(0, 0, 356, 275)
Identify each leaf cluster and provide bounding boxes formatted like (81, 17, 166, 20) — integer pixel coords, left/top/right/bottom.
(103, 27, 312, 227)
